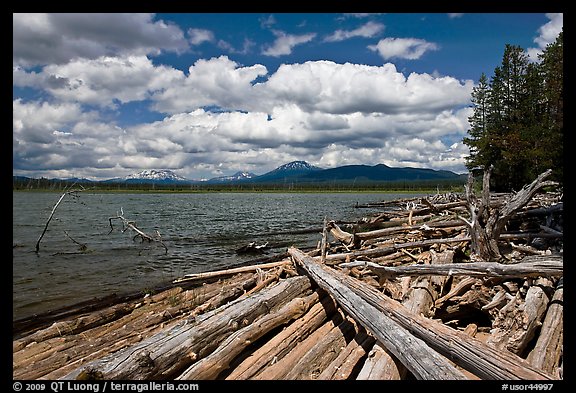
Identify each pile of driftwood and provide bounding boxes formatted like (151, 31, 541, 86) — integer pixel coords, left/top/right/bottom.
(12, 170, 563, 380)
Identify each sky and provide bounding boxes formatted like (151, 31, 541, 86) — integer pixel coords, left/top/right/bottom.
(12, 12, 564, 181)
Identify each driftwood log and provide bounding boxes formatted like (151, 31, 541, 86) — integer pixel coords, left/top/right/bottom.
(340, 255, 563, 279)
(226, 293, 338, 380)
(61, 275, 312, 380)
(177, 291, 320, 379)
(253, 309, 348, 379)
(461, 169, 557, 260)
(526, 278, 563, 376)
(290, 247, 554, 380)
(289, 247, 469, 380)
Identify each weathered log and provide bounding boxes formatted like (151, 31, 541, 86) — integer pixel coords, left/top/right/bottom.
(289, 247, 469, 380)
(356, 342, 405, 380)
(282, 316, 358, 379)
(526, 279, 563, 374)
(253, 309, 346, 380)
(316, 254, 555, 380)
(61, 275, 312, 380)
(340, 255, 563, 279)
(328, 221, 355, 247)
(487, 278, 552, 355)
(461, 169, 556, 260)
(226, 292, 337, 380)
(402, 249, 454, 318)
(186, 274, 258, 319)
(323, 235, 471, 264)
(243, 267, 283, 297)
(435, 277, 481, 308)
(13, 303, 134, 352)
(317, 329, 375, 380)
(320, 216, 329, 263)
(173, 259, 292, 283)
(14, 273, 259, 380)
(360, 249, 456, 379)
(177, 292, 319, 380)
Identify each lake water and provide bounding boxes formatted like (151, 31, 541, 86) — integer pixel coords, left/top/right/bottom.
(12, 191, 421, 321)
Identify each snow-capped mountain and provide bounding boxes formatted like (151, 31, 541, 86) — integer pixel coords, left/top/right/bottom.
(207, 171, 257, 183)
(274, 161, 321, 172)
(124, 169, 188, 182)
(251, 161, 323, 183)
(14, 160, 465, 188)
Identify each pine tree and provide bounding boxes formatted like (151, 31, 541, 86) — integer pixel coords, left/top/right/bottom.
(538, 30, 563, 183)
(463, 34, 563, 192)
(463, 73, 492, 170)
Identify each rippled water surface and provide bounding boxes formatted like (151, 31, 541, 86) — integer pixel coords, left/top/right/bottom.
(13, 191, 421, 320)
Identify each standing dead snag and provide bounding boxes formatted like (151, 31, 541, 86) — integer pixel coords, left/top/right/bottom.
(461, 168, 557, 261)
(108, 207, 168, 254)
(35, 185, 85, 253)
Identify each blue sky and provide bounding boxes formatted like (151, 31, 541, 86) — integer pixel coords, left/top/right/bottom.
(13, 13, 563, 180)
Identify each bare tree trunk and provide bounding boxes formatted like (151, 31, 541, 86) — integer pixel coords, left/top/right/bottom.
(35, 186, 85, 252)
(461, 169, 556, 261)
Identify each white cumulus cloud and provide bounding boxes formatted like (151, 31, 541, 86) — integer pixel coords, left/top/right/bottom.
(324, 21, 384, 42)
(13, 13, 189, 67)
(188, 28, 215, 45)
(527, 13, 563, 62)
(262, 30, 316, 57)
(14, 55, 183, 108)
(368, 37, 439, 60)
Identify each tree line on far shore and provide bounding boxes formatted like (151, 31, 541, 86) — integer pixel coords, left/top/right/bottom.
(464, 30, 563, 192)
(12, 176, 466, 192)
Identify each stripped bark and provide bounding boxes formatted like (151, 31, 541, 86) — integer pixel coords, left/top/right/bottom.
(61, 275, 312, 380)
(291, 247, 554, 380)
(356, 342, 405, 380)
(317, 329, 375, 380)
(253, 309, 346, 380)
(526, 279, 563, 374)
(177, 292, 319, 380)
(226, 292, 337, 380)
(339, 255, 563, 280)
(461, 169, 557, 260)
(290, 247, 469, 380)
(173, 259, 292, 283)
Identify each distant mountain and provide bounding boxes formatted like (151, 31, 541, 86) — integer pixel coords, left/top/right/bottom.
(13, 161, 466, 188)
(207, 171, 257, 183)
(104, 169, 192, 184)
(249, 161, 322, 183)
(295, 164, 464, 183)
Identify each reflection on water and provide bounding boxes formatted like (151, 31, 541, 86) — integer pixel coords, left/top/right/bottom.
(13, 191, 420, 320)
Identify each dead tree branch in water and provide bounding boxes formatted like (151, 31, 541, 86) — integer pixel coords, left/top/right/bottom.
(108, 207, 168, 254)
(35, 185, 86, 253)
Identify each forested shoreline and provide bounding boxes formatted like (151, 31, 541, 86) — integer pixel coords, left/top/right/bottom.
(464, 31, 563, 191)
